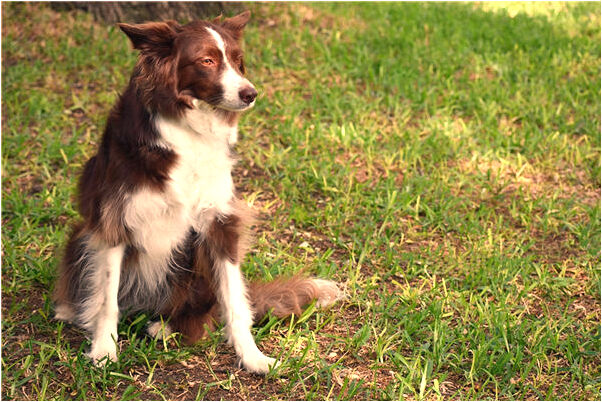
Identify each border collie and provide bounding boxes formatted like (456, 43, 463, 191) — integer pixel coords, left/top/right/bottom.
(53, 11, 341, 374)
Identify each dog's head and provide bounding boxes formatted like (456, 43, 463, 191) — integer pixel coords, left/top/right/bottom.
(119, 11, 256, 117)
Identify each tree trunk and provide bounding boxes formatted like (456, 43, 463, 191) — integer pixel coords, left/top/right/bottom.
(50, 2, 244, 24)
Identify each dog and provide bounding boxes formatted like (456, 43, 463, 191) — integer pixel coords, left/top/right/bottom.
(53, 11, 342, 374)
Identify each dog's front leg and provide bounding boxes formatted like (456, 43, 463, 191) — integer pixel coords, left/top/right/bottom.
(84, 244, 125, 364)
(215, 258, 278, 374)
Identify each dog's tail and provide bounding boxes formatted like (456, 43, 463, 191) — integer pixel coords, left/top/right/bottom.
(249, 276, 343, 321)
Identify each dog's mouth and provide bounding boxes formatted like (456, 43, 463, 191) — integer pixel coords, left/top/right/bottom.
(182, 88, 256, 113)
(218, 100, 256, 112)
(189, 97, 255, 113)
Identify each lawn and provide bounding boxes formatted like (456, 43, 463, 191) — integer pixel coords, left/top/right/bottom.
(1, 1, 600, 400)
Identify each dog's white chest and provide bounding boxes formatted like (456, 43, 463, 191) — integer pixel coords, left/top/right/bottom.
(123, 112, 236, 263)
(164, 125, 235, 222)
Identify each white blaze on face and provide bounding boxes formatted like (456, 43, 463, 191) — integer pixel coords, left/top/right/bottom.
(206, 27, 255, 111)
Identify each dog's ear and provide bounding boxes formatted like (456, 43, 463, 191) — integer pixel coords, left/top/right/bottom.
(221, 11, 250, 40)
(118, 21, 180, 55)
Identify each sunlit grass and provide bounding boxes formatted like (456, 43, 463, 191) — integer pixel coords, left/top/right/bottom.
(2, 2, 600, 400)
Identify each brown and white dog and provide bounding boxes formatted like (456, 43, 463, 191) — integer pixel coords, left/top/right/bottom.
(53, 11, 341, 374)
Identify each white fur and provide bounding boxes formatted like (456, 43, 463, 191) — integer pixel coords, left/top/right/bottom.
(216, 260, 278, 374)
(206, 27, 256, 111)
(86, 244, 125, 363)
(157, 107, 237, 222)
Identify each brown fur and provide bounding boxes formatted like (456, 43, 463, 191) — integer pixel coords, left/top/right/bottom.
(162, 238, 219, 343)
(249, 276, 336, 319)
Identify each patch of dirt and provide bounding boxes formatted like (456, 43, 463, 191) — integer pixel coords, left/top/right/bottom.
(132, 355, 281, 400)
(335, 152, 405, 189)
(527, 230, 582, 265)
(455, 155, 600, 205)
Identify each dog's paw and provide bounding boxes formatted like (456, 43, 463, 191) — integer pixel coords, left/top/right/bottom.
(147, 321, 173, 339)
(239, 352, 280, 374)
(311, 279, 345, 308)
(54, 304, 75, 323)
(87, 339, 118, 366)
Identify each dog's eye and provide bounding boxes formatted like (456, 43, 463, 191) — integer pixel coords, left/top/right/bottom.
(199, 58, 215, 67)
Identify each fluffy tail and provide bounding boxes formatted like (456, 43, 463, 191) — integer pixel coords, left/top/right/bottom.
(249, 276, 343, 321)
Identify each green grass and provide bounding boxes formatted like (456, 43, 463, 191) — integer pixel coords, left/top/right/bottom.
(2, 1, 600, 400)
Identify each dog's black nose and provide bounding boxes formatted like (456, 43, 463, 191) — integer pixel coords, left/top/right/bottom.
(239, 87, 257, 104)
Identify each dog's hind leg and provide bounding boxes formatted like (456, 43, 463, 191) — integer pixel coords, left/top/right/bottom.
(154, 229, 220, 344)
